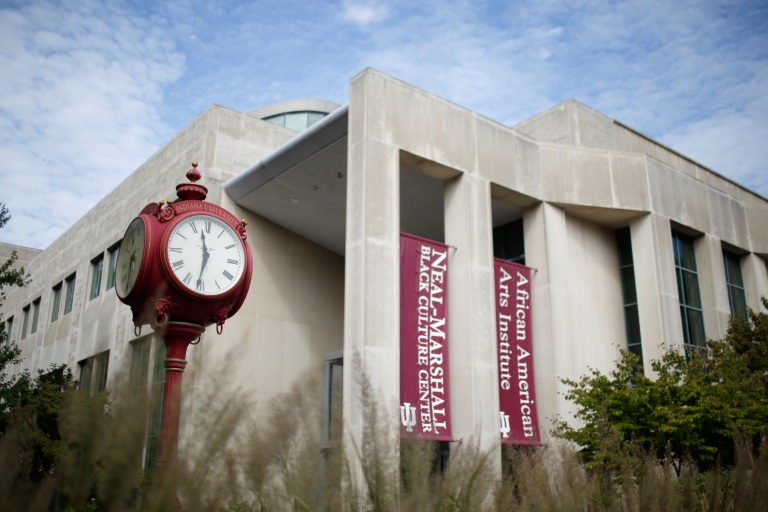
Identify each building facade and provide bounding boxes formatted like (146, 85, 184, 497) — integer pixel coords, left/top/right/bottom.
(2, 69, 767, 471)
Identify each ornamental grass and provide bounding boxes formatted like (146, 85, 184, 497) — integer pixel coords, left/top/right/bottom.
(0, 368, 766, 512)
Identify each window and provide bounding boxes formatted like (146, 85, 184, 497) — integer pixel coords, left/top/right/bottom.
(492, 219, 525, 264)
(263, 111, 328, 132)
(30, 298, 40, 335)
(90, 254, 103, 300)
(51, 283, 62, 322)
(78, 350, 109, 397)
(672, 231, 706, 349)
(129, 336, 151, 389)
(616, 228, 643, 364)
(723, 251, 747, 319)
(21, 305, 29, 339)
(106, 243, 120, 290)
(146, 341, 166, 469)
(64, 273, 76, 315)
(4, 316, 12, 345)
(321, 351, 344, 449)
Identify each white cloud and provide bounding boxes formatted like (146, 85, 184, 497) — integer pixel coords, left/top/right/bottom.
(341, 0, 388, 26)
(0, 0, 184, 249)
(1, 0, 766, 251)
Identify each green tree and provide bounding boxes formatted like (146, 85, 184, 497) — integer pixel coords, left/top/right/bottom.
(0, 202, 33, 432)
(0, 203, 76, 490)
(0, 202, 30, 346)
(555, 303, 768, 474)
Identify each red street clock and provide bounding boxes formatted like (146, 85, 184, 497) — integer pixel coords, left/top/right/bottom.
(115, 162, 253, 490)
(115, 162, 252, 334)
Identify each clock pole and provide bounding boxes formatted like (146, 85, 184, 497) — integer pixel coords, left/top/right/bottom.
(157, 322, 204, 467)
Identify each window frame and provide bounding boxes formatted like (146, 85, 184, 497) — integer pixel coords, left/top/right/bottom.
(30, 298, 41, 335)
(145, 339, 167, 469)
(672, 230, 706, 349)
(63, 273, 76, 315)
(21, 305, 30, 339)
(4, 316, 13, 345)
(616, 227, 643, 366)
(321, 350, 344, 449)
(106, 242, 120, 291)
(51, 282, 62, 322)
(78, 350, 110, 397)
(722, 250, 748, 319)
(90, 254, 104, 300)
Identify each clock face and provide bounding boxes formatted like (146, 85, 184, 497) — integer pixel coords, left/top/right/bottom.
(166, 214, 245, 296)
(115, 218, 146, 298)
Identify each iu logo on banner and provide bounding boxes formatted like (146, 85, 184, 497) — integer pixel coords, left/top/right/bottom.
(495, 259, 540, 445)
(399, 233, 452, 441)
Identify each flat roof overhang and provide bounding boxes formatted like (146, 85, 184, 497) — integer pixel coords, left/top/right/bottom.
(224, 105, 350, 255)
(224, 104, 523, 256)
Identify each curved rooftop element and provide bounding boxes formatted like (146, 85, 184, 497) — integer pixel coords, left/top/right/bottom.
(248, 99, 342, 132)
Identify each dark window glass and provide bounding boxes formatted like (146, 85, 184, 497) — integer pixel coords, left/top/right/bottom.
(106, 244, 120, 290)
(672, 231, 706, 348)
(21, 306, 29, 339)
(30, 298, 40, 334)
(130, 337, 151, 389)
(307, 112, 326, 127)
(79, 351, 109, 397)
(4, 316, 13, 345)
(64, 274, 76, 314)
(51, 283, 62, 322)
(264, 111, 327, 132)
(493, 219, 525, 264)
(146, 341, 166, 469)
(723, 251, 748, 319)
(616, 227, 643, 366)
(90, 255, 103, 300)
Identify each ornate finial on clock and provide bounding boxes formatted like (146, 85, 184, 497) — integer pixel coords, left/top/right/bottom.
(187, 161, 201, 182)
(176, 160, 208, 201)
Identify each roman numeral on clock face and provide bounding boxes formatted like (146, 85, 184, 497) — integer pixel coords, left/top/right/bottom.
(170, 247, 182, 253)
(172, 260, 184, 269)
(196, 280, 204, 291)
(227, 259, 238, 265)
(222, 270, 234, 281)
(225, 244, 236, 250)
(190, 222, 197, 233)
(183, 272, 192, 285)
(205, 221, 211, 233)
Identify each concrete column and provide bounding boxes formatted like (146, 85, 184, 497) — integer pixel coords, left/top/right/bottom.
(443, 173, 500, 472)
(522, 202, 574, 436)
(344, 71, 401, 487)
(630, 213, 684, 370)
(743, 253, 768, 313)
(696, 235, 731, 341)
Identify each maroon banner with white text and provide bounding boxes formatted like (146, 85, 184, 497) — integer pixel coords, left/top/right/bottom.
(495, 259, 540, 445)
(400, 233, 452, 441)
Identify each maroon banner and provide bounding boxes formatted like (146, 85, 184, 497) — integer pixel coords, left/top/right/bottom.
(399, 233, 452, 441)
(495, 259, 540, 445)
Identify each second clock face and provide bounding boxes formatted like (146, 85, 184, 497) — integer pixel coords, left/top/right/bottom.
(166, 214, 245, 296)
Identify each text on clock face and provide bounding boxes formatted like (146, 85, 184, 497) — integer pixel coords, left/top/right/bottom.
(167, 215, 245, 295)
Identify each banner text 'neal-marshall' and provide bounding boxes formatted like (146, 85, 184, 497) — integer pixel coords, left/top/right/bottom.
(415, 244, 448, 434)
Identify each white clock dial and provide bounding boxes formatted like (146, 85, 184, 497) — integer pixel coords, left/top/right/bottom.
(166, 215, 245, 295)
(115, 218, 145, 297)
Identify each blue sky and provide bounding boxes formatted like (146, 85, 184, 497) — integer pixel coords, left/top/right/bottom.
(1, 0, 766, 249)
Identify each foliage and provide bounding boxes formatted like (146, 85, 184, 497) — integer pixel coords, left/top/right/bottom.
(555, 301, 768, 474)
(0, 202, 31, 346)
(0, 368, 764, 510)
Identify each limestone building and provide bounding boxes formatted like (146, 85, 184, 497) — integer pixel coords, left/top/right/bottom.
(1, 69, 767, 469)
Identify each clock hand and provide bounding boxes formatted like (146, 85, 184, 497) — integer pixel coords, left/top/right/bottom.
(197, 231, 209, 290)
